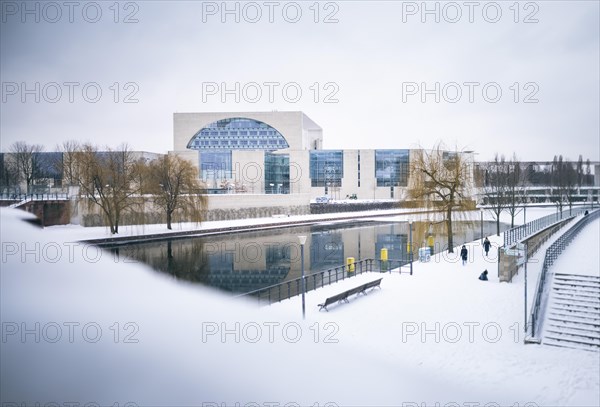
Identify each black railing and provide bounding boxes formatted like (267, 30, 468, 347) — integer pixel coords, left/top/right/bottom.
(529, 209, 600, 339)
(238, 257, 412, 305)
(504, 206, 590, 248)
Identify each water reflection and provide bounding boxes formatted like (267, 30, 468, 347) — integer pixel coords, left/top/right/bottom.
(108, 219, 506, 295)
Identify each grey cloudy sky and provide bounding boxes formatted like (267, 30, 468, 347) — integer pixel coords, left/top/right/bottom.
(1, 0, 598, 161)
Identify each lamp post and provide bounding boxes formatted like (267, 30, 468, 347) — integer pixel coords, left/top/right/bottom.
(480, 208, 484, 243)
(408, 220, 413, 275)
(269, 183, 274, 194)
(298, 235, 307, 319)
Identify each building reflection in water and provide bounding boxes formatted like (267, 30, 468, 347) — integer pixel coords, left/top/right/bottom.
(108, 219, 505, 295)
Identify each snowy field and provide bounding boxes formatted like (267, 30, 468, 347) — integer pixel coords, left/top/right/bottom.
(1, 207, 598, 406)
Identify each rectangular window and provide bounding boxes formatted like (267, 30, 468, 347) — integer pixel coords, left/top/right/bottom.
(375, 150, 410, 187)
(309, 151, 344, 187)
(200, 151, 232, 181)
(265, 153, 290, 194)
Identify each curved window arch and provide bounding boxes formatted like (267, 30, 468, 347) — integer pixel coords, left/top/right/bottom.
(187, 117, 289, 151)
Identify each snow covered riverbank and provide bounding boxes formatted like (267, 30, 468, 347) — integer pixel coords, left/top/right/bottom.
(2, 207, 598, 406)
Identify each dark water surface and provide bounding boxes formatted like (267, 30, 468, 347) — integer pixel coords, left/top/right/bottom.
(108, 218, 508, 295)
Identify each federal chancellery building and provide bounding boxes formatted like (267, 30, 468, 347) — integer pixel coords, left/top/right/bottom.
(172, 111, 421, 219)
(3, 110, 597, 223)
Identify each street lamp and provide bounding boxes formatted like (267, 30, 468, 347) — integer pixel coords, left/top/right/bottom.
(408, 220, 413, 275)
(269, 183, 274, 194)
(480, 208, 484, 243)
(298, 235, 307, 319)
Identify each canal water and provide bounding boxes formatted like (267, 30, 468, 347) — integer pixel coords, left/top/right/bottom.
(108, 218, 508, 295)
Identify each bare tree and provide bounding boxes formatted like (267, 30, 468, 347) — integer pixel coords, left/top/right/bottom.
(55, 140, 83, 186)
(74, 143, 144, 234)
(505, 154, 527, 228)
(147, 154, 207, 229)
(550, 155, 579, 215)
(408, 143, 474, 253)
(9, 141, 44, 193)
(561, 159, 578, 215)
(481, 154, 509, 236)
(577, 155, 584, 189)
(0, 153, 21, 194)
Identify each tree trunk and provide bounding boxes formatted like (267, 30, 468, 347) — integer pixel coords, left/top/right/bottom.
(167, 210, 172, 230)
(496, 217, 501, 236)
(446, 207, 454, 253)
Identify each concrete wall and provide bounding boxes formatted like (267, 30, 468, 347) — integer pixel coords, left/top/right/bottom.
(204, 193, 310, 221)
(498, 218, 573, 282)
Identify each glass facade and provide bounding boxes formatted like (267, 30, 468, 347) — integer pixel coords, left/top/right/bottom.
(309, 150, 343, 187)
(375, 150, 409, 187)
(200, 151, 232, 184)
(32, 152, 63, 184)
(187, 118, 289, 151)
(264, 153, 290, 194)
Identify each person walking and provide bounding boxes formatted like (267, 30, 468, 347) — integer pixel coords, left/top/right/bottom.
(483, 237, 491, 257)
(460, 245, 468, 266)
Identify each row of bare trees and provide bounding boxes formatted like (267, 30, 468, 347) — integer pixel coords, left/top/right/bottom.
(2, 141, 207, 234)
(479, 153, 595, 235)
(481, 154, 527, 234)
(407, 144, 596, 251)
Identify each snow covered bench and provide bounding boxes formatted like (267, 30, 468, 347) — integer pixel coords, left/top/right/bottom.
(318, 278, 383, 311)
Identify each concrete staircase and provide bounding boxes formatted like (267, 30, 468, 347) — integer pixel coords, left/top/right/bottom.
(543, 273, 600, 351)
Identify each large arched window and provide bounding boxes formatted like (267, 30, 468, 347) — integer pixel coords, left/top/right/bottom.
(187, 117, 289, 151)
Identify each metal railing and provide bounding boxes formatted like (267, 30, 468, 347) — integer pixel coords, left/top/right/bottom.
(0, 193, 69, 202)
(238, 257, 412, 305)
(504, 206, 590, 248)
(529, 209, 600, 339)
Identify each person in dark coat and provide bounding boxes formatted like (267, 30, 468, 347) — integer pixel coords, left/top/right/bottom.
(483, 237, 491, 257)
(479, 270, 489, 281)
(460, 245, 468, 266)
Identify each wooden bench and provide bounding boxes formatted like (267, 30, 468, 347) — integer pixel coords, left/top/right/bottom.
(318, 278, 383, 311)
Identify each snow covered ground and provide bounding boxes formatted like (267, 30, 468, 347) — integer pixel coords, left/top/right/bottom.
(262, 216, 600, 406)
(551, 217, 600, 278)
(1, 206, 598, 406)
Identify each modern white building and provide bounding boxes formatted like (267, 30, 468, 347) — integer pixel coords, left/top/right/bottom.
(171, 111, 424, 219)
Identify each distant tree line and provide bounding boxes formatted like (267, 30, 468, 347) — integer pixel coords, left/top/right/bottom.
(1, 141, 207, 234)
(477, 153, 596, 234)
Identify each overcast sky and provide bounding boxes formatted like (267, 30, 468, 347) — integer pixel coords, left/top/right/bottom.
(1, 0, 598, 161)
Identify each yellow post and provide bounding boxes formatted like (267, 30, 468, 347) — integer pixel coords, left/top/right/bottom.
(346, 257, 355, 272)
(380, 248, 388, 261)
(427, 235, 435, 255)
